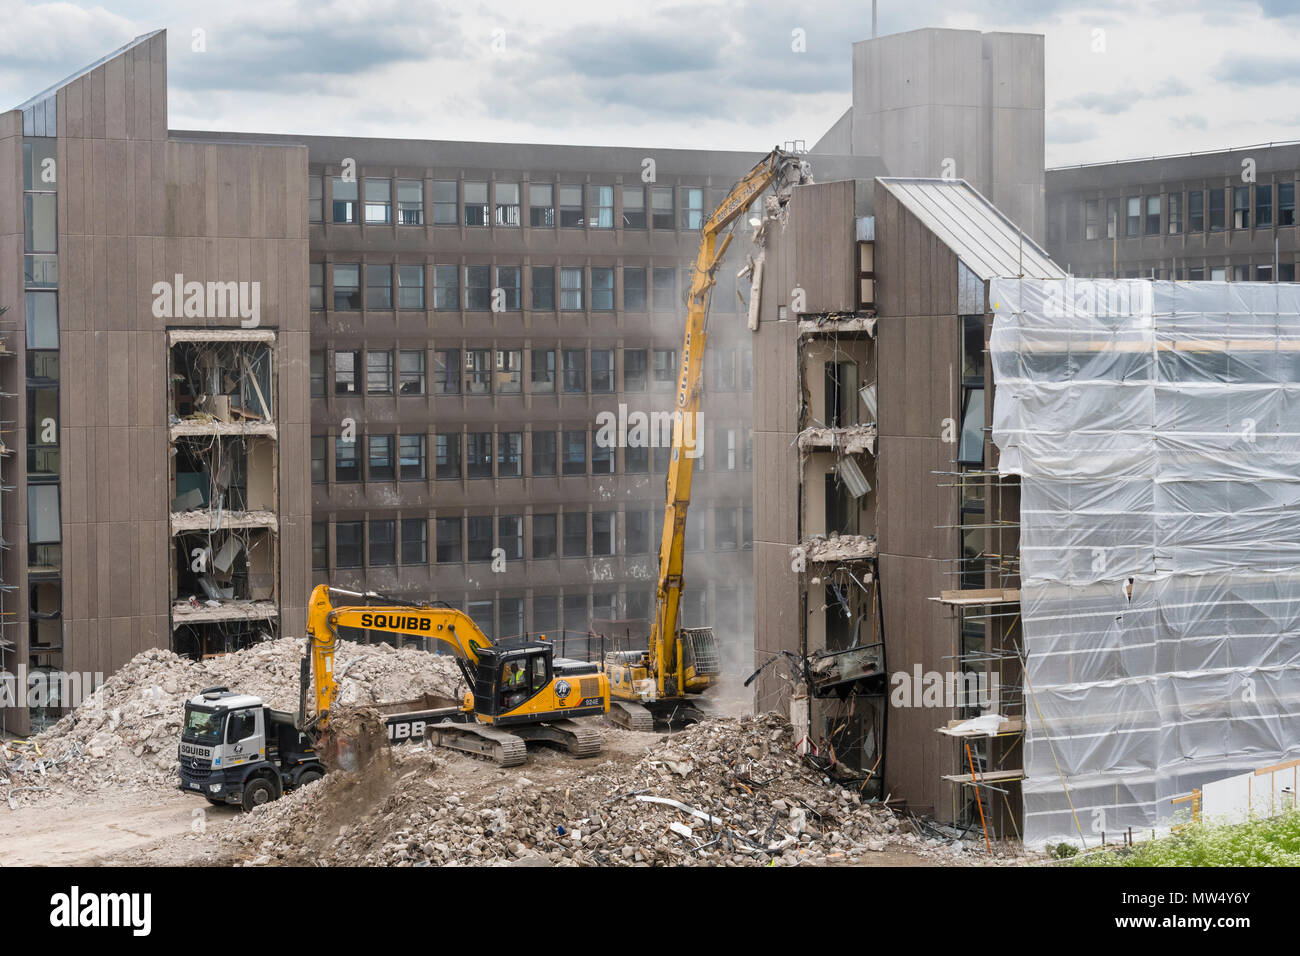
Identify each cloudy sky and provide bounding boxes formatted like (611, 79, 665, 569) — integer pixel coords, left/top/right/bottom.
(1, 0, 1298, 166)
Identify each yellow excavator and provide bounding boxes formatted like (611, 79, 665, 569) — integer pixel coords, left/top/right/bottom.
(602, 147, 811, 730)
(179, 585, 608, 809)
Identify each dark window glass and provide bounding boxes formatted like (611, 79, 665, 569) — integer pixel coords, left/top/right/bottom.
(369, 519, 395, 566)
(532, 431, 557, 475)
(563, 430, 586, 475)
(531, 266, 555, 310)
(532, 514, 557, 559)
(531, 349, 555, 393)
(466, 432, 493, 478)
(401, 518, 427, 564)
(436, 433, 461, 479)
(336, 521, 363, 567)
(563, 512, 587, 557)
(436, 517, 462, 563)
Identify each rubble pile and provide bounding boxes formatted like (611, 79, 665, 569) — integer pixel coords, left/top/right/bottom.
(224, 713, 921, 867)
(1, 638, 464, 801)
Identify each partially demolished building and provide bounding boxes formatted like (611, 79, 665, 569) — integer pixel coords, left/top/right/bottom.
(0, 31, 311, 734)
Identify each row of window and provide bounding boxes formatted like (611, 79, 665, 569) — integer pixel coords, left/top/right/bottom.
(1078, 261, 1299, 282)
(1068, 183, 1298, 242)
(311, 506, 754, 570)
(308, 263, 734, 313)
(310, 427, 754, 483)
(311, 346, 752, 397)
(311, 177, 707, 232)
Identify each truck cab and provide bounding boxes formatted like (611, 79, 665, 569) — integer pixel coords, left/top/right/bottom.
(178, 686, 323, 811)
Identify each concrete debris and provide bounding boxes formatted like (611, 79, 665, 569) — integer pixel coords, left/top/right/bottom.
(212, 712, 1007, 868)
(798, 314, 876, 335)
(796, 424, 876, 456)
(1, 638, 463, 804)
(798, 532, 877, 563)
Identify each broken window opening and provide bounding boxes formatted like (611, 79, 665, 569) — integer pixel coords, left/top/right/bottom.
(172, 526, 278, 608)
(171, 434, 276, 517)
(169, 339, 275, 427)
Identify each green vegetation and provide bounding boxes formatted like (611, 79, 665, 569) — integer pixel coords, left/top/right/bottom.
(1073, 810, 1300, 866)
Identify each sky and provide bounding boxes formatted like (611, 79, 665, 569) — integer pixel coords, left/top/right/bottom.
(2, 0, 1300, 166)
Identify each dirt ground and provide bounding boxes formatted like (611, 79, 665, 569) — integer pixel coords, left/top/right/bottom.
(2, 721, 945, 867)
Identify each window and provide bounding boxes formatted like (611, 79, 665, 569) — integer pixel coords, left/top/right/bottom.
(1145, 195, 1160, 236)
(652, 348, 676, 390)
(623, 186, 645, 228)
(1282, 262, 1296, 281)
(590, 268, 615, 311)
(530, 183, 554, 227)
(433, 265, 459, 310)
(310, 263, 324, 310)
(311, 435, 327, 483)
(1281, 183, 1296, 226)
(25, 292, 56, 351)
(624, 268, 647, 310)
(499, 515, 524, 560)
(564, 594, 587, 632)
(433, 349, 459, 394)
(958, 388, 984, 465)
(1125, 197, 1140, 237)
(562, 349, 586, 392)
(367, 350, 393, 394)
(24, 193, 55, 253)
(740, 350, 752, 391)
(530, 348, 555, 393)
(563, 430, 586, 475)
(467, 516, 493, 561)
(334, 350, 360, 394)
(1209, 188, 1226, 232)
(332, 177, 357, 223)
(591, 349, 614, 392)
(436, 433, 461, 479)
(1257, 264, 1273, 282)
(465, 265, 491, 310)
(626, 510, 650, 553)
(464, 349, 492, 394)
(532, 431, 557, 475)
(590, 185, 614, 229)
(433, 181, 458, 224)
(364, 178, 391, 224)
(652, 186, 674, 229)
(436, 517, 462, 563)
(624, 349, 648, 391)
(1104, 198, 1119, 239)
(400, 434, 426, 479)
(336, 522, 363, 567)
(1257, 184, 1273, 228)
(681, 187, 704, 230)
(309, 176, 323, 222)
(397, 180, 423, 225)
(500, 597, 524, 638)
(1084, 199, 1099, 240)
(710, 349, 736, 391)
(652, 268, 676, 310)
(335, 437, 359, 482)
(498, 432, 523, 477)
(560, 268, 584, 310)
(495, 349, 522, 393)
(533, 514, 557, 558)
(625, 444, 648, 473)
(369, 519, 395, 566)
(1168, 193, 1183, 235)
(464, 181, 489, 226)
(495, 182, 520, 226)
(310, 352, 325, 397)
(1188, 190, 1204, 232)
(1233, 264, 1250, 282)
(466, 432, 493, 478)
(401, 518, 427, 565)
(715, 428, 738, 470)
(563, 512, 587, 557)
(333, 264, 361, 310)
(312, 521, 328, 569)
(398, 350, 425, 395)
(559, 185, 583, 227)
(591, 435, 613, 474)
(1188, 266, 1205, 281)
(1234, 185, 1250, 229)
(496, 266, 522, 311)
(742, 507, 753, 549)
(716, 508, 738, 550)
(364, 265, 392, 309)
(397, 265, 425, 309)
(592, 512, 615, 555)
(368, 434, 395, 480)
(531, 266, 555, 310)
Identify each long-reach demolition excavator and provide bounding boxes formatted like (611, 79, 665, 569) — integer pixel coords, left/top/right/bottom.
(602, 147, 811, 731)
(178, 585, 608, 809)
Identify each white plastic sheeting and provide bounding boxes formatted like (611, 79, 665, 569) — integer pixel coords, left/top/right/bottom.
(989, 277, 1300, 846)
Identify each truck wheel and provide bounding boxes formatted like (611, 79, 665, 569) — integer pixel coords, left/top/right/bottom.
(296, 769, 324, 789)
(241, 777, 276, 812)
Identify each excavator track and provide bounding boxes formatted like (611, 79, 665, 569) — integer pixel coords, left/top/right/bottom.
(428, 721, 528, 767)
(607, 701, 656, 733)
(512, 719, 603, 758)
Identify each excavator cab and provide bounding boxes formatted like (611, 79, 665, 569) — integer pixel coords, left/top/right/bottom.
(473, 642, 606, 723)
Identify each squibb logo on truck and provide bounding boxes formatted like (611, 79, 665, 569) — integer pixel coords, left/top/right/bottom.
(360, 612, 434, 632)
(179, 743, 211, 758)
(49, 886, 151, 937)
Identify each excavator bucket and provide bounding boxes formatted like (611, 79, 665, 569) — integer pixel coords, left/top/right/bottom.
(317, 705, 392, 775)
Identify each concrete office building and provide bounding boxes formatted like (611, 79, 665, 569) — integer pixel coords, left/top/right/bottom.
(0, 31, 312, 735)
(1046, 142, 1300, 281)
